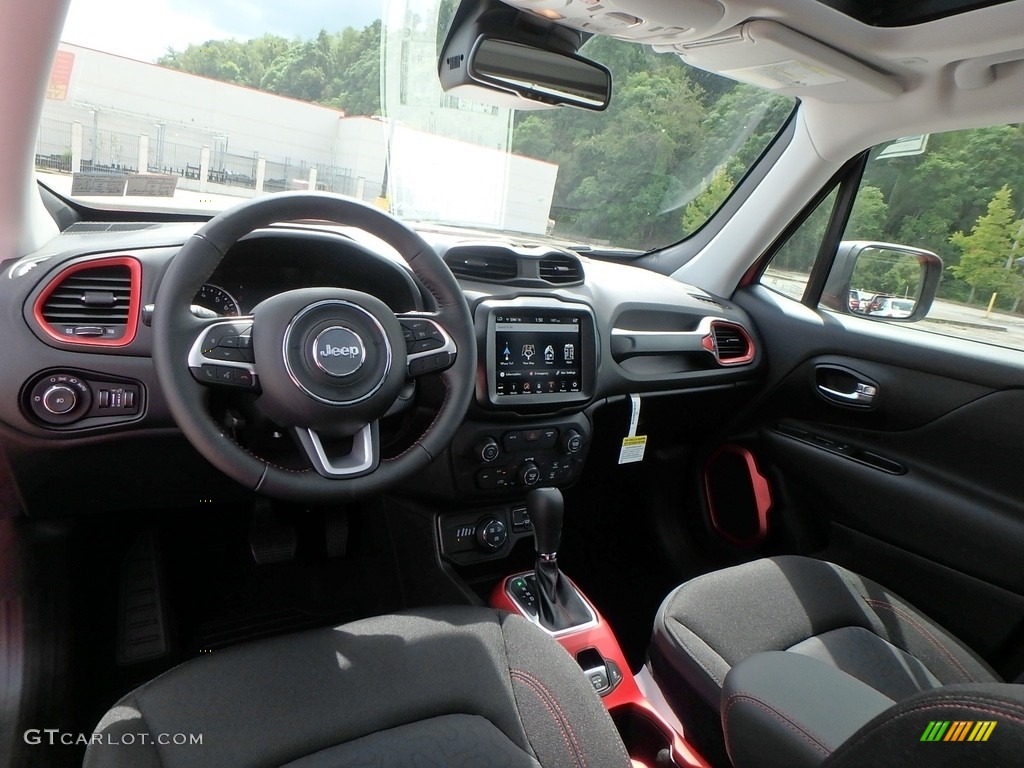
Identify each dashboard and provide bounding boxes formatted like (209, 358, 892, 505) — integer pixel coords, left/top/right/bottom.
(0, 219, 762, 518)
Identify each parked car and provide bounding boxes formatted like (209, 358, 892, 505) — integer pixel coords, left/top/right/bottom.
(3, 0, 1024, 767)
(869, 297, 916, 318)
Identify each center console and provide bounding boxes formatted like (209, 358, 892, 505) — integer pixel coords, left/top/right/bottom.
(492, 572, 711, 768)
(484, 487, 710, 768)
(442, 296, 599, 500)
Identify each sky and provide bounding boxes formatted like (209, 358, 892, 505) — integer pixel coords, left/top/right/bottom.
(60, 0, 382, 62)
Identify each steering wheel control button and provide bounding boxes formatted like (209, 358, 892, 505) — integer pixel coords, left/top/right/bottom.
(399, 319, 433, 341)
(199, 323, 256, 363)
(409, 338, 444, 354)
(407, 351, 453, 377)
(193, 364, 257, 389)
(401, 317, 456, 377)
(311, 326, 366, 377)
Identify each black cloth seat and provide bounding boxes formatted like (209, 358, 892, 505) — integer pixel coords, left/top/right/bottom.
(722, 651, 1024, 768)
(85, 606, 631, 768)
(648, 555, 1000, 763)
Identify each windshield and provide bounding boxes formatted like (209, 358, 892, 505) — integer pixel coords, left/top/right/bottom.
(40, 0, 793, 251)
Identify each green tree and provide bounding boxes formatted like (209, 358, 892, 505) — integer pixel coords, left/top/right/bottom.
(950, 185, 1022, 303)
(851, 248, 922, 297)
(682, 167, 734, 235)
(159, 24, 381, 116)
(260, 31, 333, 101)
(846, 185, 888, 240)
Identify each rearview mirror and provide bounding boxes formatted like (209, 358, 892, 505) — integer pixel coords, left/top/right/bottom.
(821, 242, 943, 322)
(468, 38, 611, 110)
(438, 0, 611, 111)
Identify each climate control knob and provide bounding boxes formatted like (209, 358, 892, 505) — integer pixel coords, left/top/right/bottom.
(476, 517, 508, 552)
(561, 428, 584, 454)
(42, 385, 78, 415)
(518, 462, 542, 487)
(475, 437, 500, 463)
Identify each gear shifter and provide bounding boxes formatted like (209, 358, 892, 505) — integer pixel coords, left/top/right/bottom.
(528, 487, 592, 632)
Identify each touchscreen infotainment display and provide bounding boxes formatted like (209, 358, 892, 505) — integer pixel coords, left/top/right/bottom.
(494, 313, 582, 397)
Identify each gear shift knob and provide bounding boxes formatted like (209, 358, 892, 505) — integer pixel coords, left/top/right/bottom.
(528, 487, 563, 558)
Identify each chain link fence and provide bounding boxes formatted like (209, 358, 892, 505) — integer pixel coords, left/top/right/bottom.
(34, 117, 380, 201)
(35, 119, 73, 171)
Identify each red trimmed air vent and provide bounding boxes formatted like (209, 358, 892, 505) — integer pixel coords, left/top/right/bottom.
(708, 321, 755, 366)
(33, 256, 142, 347)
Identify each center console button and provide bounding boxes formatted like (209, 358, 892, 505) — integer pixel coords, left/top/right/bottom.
(511, 505, 532, 532)
(502, 431, 522, 452)
(518, 462, 541, 487)
(475, 437, 500, 463)
(475, 517, 507, 552)
(561, 428, 584, 454)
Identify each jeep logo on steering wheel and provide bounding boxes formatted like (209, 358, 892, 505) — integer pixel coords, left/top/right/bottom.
(312, 326, 366, 377)
(320, 344, 360, 358)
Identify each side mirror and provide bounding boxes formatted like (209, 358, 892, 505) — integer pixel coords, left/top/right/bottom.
(438, 0, 611, 111)
(821, 242, 943, 322)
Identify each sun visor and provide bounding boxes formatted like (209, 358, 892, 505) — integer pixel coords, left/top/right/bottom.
(668, 20, 902, 102)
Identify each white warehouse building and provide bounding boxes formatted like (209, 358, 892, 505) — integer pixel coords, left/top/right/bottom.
(36, 42, 558, 235)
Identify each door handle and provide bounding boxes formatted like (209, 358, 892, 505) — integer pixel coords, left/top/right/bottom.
(817, 381, 877, 405)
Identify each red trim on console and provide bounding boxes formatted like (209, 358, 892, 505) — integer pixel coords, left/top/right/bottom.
(492, 576, 711, 768)
(32, 256, 142, 347)
(703, 444, 773, 547)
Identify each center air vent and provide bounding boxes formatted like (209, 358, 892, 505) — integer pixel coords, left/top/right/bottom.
(444, 248, 518, 282)
(711, 322, 754, 365)
(34, 256, 141, 347)
(538, 253, 584, 285)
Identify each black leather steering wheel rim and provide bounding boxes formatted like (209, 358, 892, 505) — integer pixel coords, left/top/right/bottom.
(152, 192, 476, 503)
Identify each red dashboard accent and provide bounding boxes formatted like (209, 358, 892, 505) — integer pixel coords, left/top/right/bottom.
(709, 320, 756, 366)
(32, 255, 142, 347)
(492, 575, 710, 768)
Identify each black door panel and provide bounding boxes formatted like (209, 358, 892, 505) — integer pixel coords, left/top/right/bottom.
(726, 285, 1024, 677)
(759, 354, 993, 431)
(763, 417, 1024, 596)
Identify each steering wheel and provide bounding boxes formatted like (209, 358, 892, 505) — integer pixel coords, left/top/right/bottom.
(152, 192, 476, 503)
